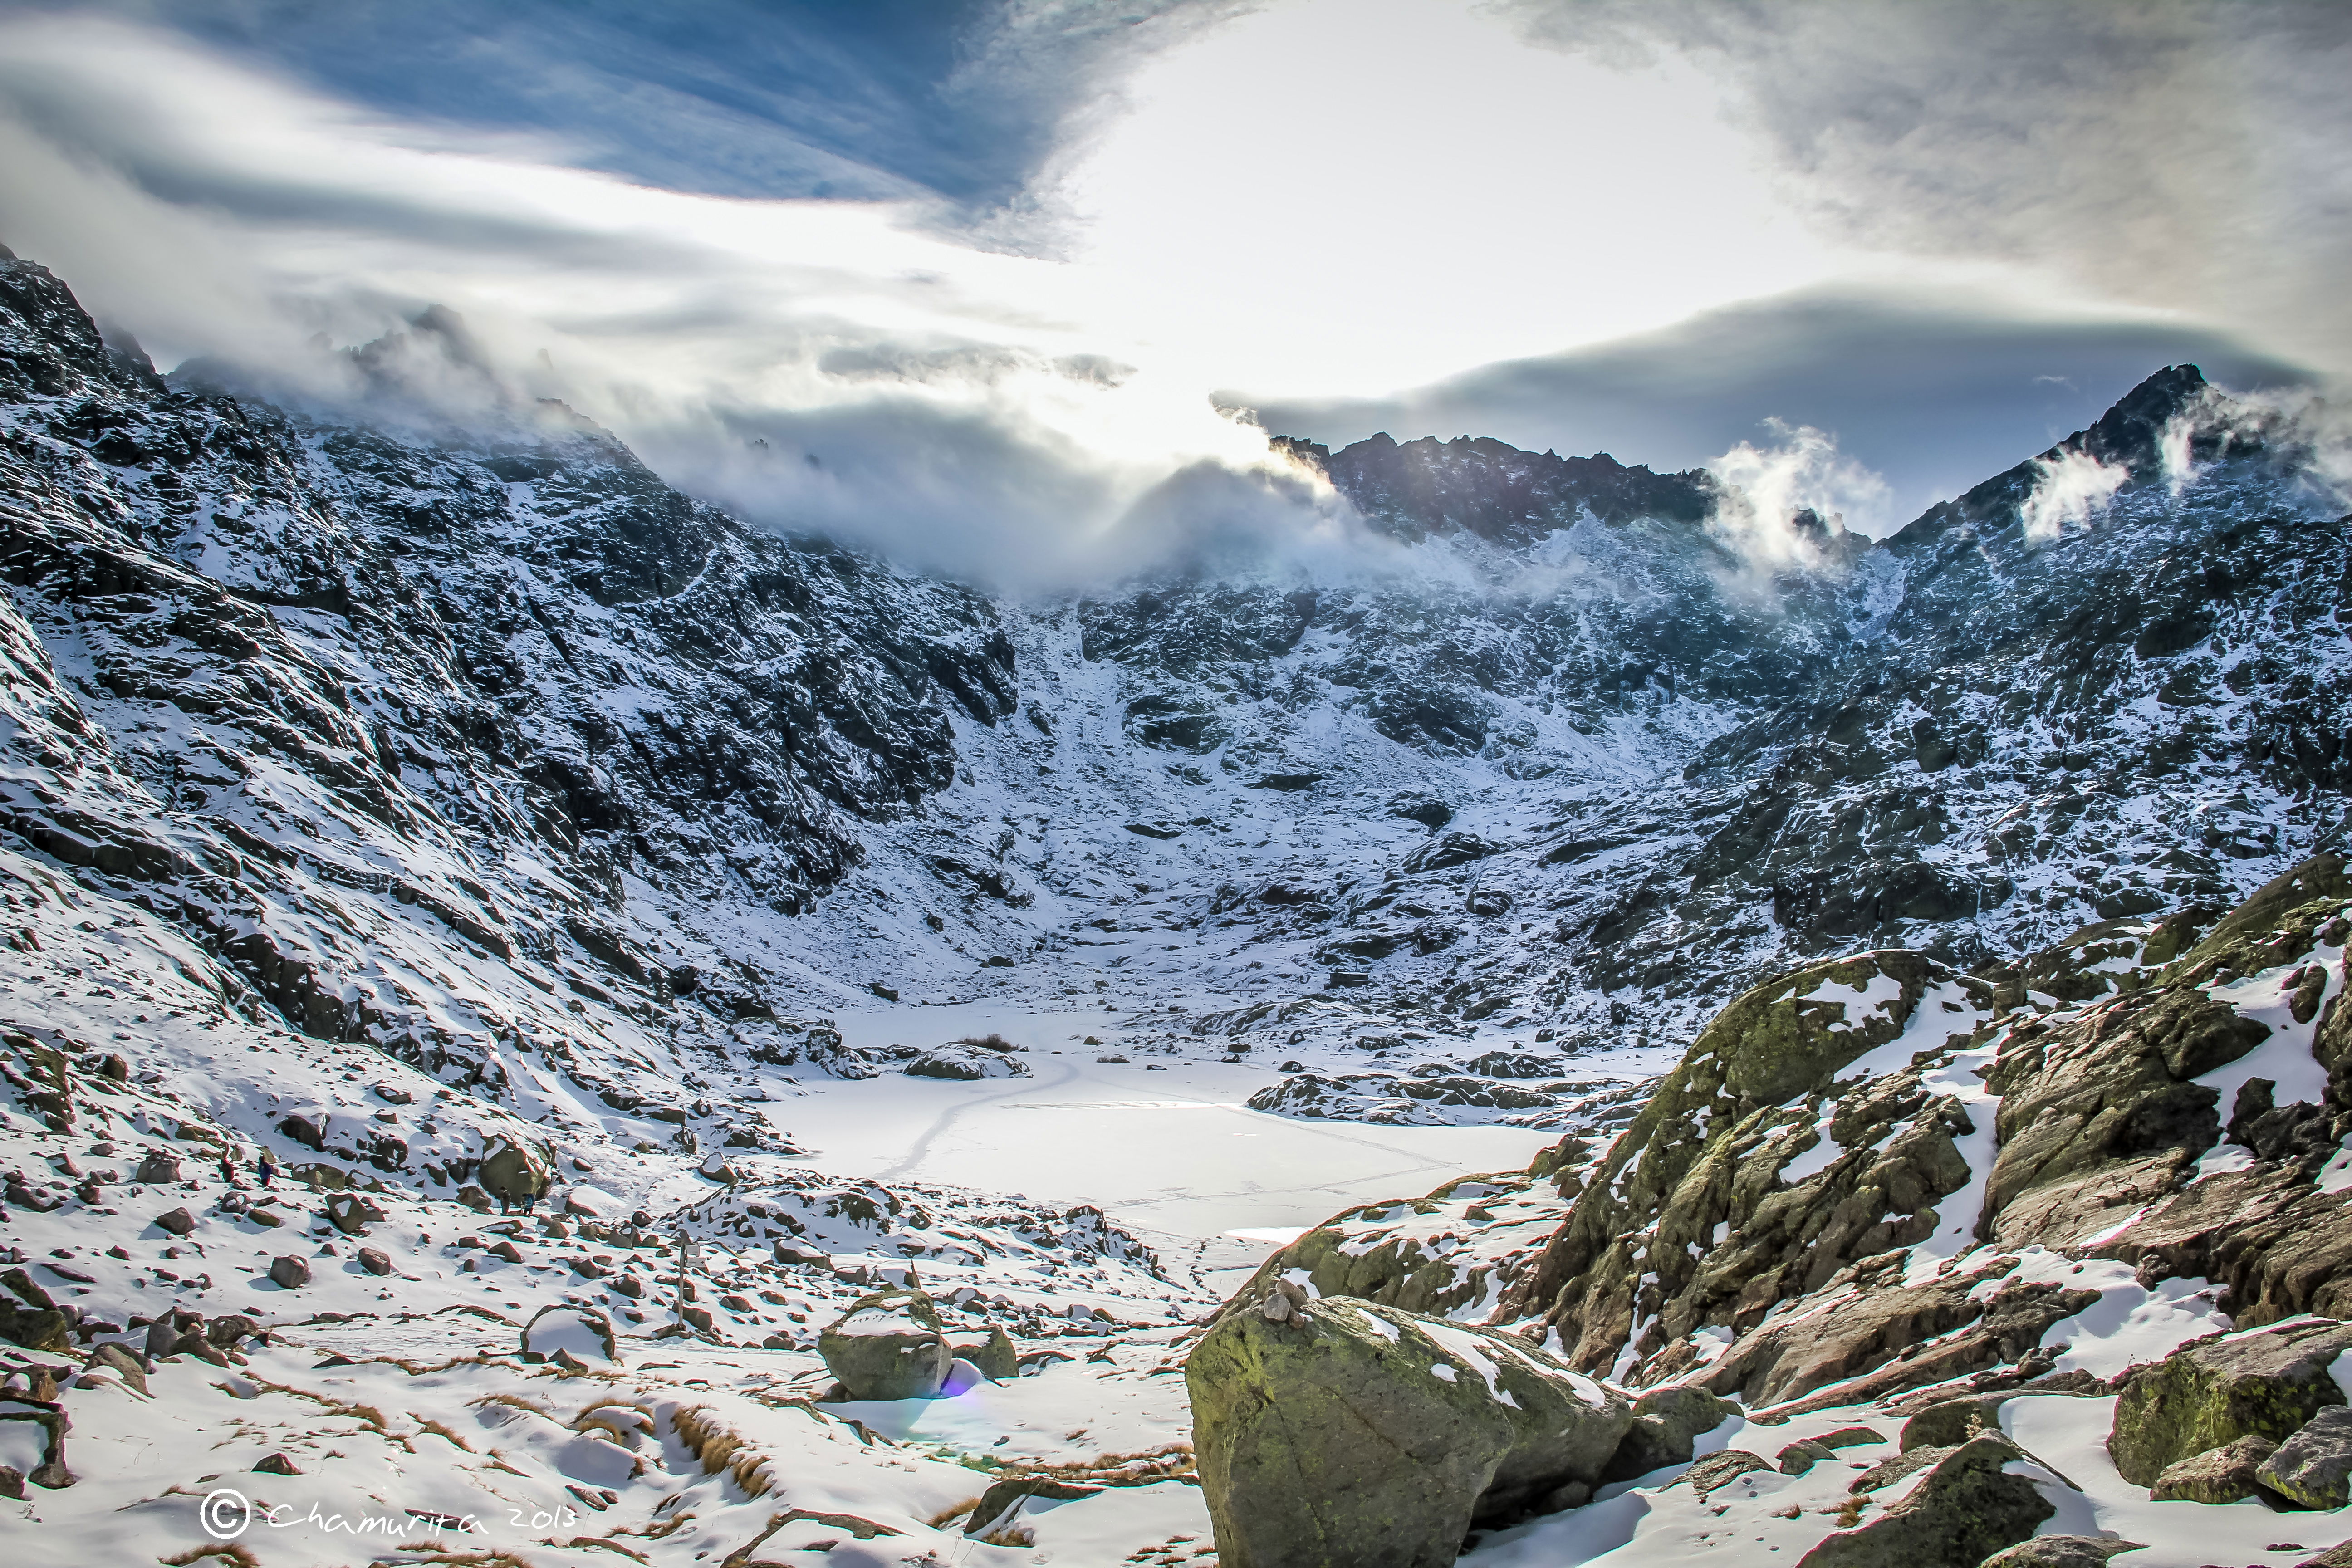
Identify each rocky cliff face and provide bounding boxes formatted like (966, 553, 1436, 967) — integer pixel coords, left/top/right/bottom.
(1, 250, 1014, 1130)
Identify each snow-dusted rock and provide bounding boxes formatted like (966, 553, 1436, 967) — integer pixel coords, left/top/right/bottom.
(818, 1287, 952, 1401)
(520, 1303, 619, 1365)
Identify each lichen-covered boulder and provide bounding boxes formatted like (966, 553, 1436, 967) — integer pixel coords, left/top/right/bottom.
(1795, 1434, 2064, 1568)
(2108, 1319, 2352, 1485)
(480, 1138, 551, 1209)
(2150, 1432, 2277, 1503)
(818, 1288, 952, 1401)
(2258, 1405, 2352, 1509)
(1186, 1289, 1632, 1568)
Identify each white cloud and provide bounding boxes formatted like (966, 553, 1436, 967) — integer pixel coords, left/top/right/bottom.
(0, 2, 2340, 590)
(1705, 420, 1892, 567)
(2019, 448, 2132, 543)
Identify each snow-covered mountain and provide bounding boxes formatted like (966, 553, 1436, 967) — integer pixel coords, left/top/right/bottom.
(4, 244, 2345, 1138)
(4, 245, 2350, 1567)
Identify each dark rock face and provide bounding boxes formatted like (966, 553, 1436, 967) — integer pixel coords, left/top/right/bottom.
(0, 253, 1015, 1124)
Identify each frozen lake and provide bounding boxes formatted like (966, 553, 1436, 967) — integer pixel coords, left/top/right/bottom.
(777, 1001, 1566, 1287)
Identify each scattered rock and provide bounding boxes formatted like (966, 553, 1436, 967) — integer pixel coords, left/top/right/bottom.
(357, 1247, 392, 1276)
(1795, 1434, 2063, 1568)
(2151, 1431, 2278, 1503)
(1187, 1291, 1631, 1568)
(153, 1208, 196, 1237)
(1385, 792, 1453, 829)
(268, 1255, 311, 1289)
(2261, 1406, 2352, 1509)
(324, 1192, 385, 1236)
(133, 1151, 180, 1184)
(2108, 1318, 2352, 1485)
(818, 1288, 953, 1401)
(253, 1452, 301, 1475)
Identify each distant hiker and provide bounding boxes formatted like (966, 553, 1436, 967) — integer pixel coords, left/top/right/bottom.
(256, 1155, 276, 1188)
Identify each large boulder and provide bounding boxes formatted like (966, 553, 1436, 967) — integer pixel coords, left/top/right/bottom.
(2108, 1319, 2352, 1485)
(818, 1288, 952, 1401)
(479, 1139, 551, 1209)
(1794, 1434, 2062, 1568)
(2258, 1405, 2352, 1509)
(1186, 1289, 1632, 1568)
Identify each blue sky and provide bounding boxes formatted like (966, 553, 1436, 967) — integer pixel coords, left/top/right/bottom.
(0, 1, 2343, 583)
